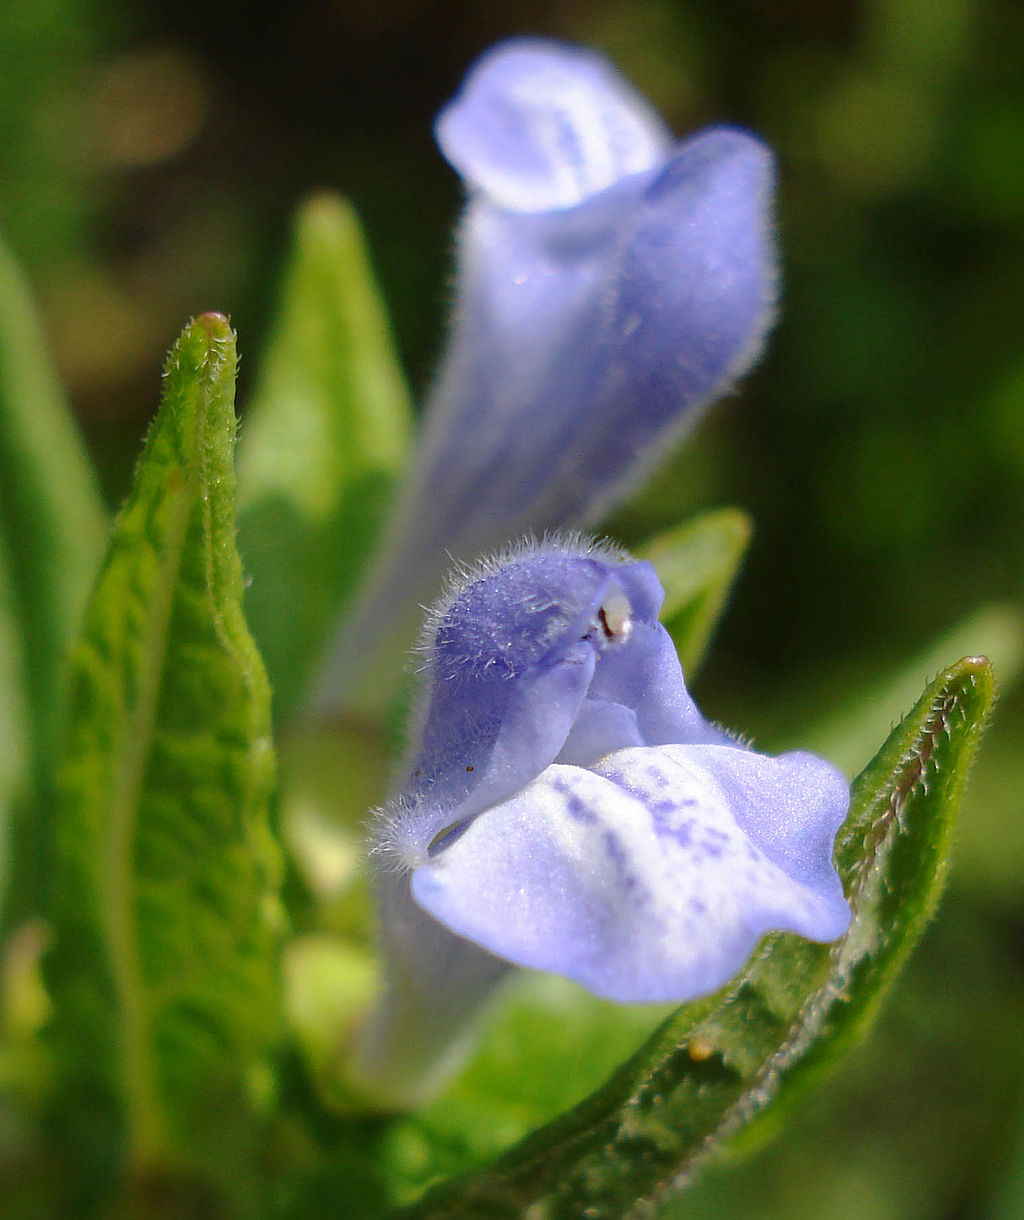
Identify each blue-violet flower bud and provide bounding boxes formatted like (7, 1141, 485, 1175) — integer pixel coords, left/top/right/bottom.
(312, 38, 779, 716)
(355, 540, 849, 1104)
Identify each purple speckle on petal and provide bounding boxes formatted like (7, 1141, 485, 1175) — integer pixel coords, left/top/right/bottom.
(565, 792, 596, 823)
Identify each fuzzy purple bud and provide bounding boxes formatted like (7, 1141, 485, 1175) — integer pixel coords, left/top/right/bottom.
(312, 39, 779, 718)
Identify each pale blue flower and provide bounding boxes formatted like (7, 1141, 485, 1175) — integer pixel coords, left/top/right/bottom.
(354, 542, 849, 1103)
(311, 39, 778, 715)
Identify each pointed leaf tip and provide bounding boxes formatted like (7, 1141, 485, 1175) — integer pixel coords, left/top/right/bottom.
(193, 312, 235, 356)
(848, 649, 994, 907)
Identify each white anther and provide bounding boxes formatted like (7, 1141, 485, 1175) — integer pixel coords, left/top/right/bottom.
(598, 589, 633, 644)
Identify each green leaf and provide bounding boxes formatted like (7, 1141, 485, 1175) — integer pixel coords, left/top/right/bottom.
(0, 532, 28, 913)
(45, 315, 282, 1211)
(236, 193, 413, 722)
(396, 655, 994, 1218)
(638, 508, 751, 677)
(0, 230, 106, 787)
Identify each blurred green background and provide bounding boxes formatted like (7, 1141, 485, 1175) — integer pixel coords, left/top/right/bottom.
(2, 0, 1022, 1215)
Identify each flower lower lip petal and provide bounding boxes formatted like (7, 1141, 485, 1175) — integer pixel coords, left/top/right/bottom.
(411, 747, 850, 1005)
